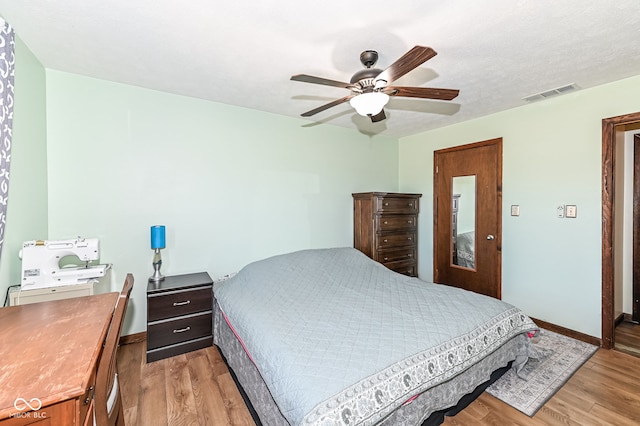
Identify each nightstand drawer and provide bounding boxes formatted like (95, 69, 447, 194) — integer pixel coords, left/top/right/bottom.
(148, 287, 212, 322)
(375, 215, 417, 232)
(146, 336, 213, 363)
(147, 311, 212, 350)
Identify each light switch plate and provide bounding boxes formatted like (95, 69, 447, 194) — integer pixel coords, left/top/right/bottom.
(566, 205, 577, 218)
(511, 205, 520, 216)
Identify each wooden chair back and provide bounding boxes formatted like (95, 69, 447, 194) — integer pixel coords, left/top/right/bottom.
(94, 274, 134, 426)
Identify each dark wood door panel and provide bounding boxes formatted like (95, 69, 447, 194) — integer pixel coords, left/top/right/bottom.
(434, 138, 502, 299)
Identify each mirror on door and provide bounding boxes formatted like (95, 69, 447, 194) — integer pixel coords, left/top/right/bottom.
(451, 175, 476, 269)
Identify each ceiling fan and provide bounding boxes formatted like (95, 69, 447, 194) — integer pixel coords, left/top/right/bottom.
(290, 46, 459, 123)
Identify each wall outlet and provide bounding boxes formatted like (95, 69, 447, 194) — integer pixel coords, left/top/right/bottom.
(557, 205, 565, 218)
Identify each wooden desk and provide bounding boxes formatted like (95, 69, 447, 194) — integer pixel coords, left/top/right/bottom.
(0, 292, 118, 425)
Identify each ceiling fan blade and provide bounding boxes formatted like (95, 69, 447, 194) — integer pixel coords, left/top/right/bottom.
(385, 86, 459, 100)
(369, 109, 386, 122)
(291, 74, 353, 89)
(300, 95, 353, 117)
(375, 46, 437, 84)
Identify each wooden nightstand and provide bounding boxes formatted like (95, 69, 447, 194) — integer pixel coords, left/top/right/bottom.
(146, 272, 213, 363)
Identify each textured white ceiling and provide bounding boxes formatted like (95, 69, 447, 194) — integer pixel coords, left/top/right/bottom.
(1, 0, 639, 138)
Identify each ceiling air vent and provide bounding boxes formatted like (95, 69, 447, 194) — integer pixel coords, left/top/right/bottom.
(523, 83, 580, 103)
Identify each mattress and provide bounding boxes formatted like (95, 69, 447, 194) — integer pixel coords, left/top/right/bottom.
(455, 231, 475, 269)
(214, 247, 537, 425)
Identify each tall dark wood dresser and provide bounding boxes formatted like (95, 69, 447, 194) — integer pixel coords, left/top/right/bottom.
(353, 192, 422, 277)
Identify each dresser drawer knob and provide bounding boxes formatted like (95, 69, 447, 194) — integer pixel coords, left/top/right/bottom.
(383, 239, 388, 243)
(408, 220, 412, 223)
(384, 202, 389, 206)
(383, 257, 389, 261)
(173, 326, 191, 334)
(408, 237, 412, 240)
(173, 300, 191, 307)
(383, 221, 388, 224)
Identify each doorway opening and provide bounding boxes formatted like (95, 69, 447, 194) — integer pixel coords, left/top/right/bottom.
(602, 112, 640, 350)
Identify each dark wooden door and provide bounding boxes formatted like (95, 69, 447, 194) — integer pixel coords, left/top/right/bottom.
(434, 138, 502, 299)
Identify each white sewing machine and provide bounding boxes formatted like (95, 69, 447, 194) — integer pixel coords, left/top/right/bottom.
(19, 238, 109, 291)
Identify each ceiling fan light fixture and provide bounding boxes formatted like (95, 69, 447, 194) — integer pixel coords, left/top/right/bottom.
(349, 92, 390, 116)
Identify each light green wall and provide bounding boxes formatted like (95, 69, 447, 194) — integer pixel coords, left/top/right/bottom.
(399, 75, 640, 338)
(13, 40, 640, 340)
(45, 70, 399, 334)
(0, 36, 47, 303)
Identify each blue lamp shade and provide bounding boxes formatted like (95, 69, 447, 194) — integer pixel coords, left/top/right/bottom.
(150, 225, 166, 249)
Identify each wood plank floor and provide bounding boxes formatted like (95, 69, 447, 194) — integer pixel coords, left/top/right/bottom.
(118, 341, 640, 425)
(117, 341, 255, 426)
(614, 321, 640, 357)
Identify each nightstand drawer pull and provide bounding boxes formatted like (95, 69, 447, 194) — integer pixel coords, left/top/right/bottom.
(173, 300, 191, 307)
(173, 326, 191, 334)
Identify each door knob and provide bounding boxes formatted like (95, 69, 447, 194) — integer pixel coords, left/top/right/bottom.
(486, 234, 495, 240)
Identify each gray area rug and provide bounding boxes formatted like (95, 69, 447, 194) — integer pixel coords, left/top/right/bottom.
(486, 328, 598, 416)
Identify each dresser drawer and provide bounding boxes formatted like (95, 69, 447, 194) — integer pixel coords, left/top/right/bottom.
(384, 260, 417, 277)
(375, 197, 419, 214)
(147, 311, 212, 350)
(376, 232, 416, 249)
(375, 215, 417, 232)
(376, 247, 416, 264)
(148, 287, 212, 322)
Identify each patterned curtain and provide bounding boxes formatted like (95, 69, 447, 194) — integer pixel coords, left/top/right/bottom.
(0, 20, 14, 260)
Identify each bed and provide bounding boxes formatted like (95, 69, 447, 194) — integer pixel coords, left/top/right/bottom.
(213, 247, 537, 425)
(454, 231, 475, 269)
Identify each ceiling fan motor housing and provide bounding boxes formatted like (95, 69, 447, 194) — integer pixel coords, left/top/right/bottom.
(350, 68, 383, 88)
(350, 50, 383, 89)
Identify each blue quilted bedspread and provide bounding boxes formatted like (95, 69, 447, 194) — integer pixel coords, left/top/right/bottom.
(214, 247, 537, 425)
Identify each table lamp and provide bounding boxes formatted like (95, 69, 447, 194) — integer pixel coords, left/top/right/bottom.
(149, 225, 166, 283)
